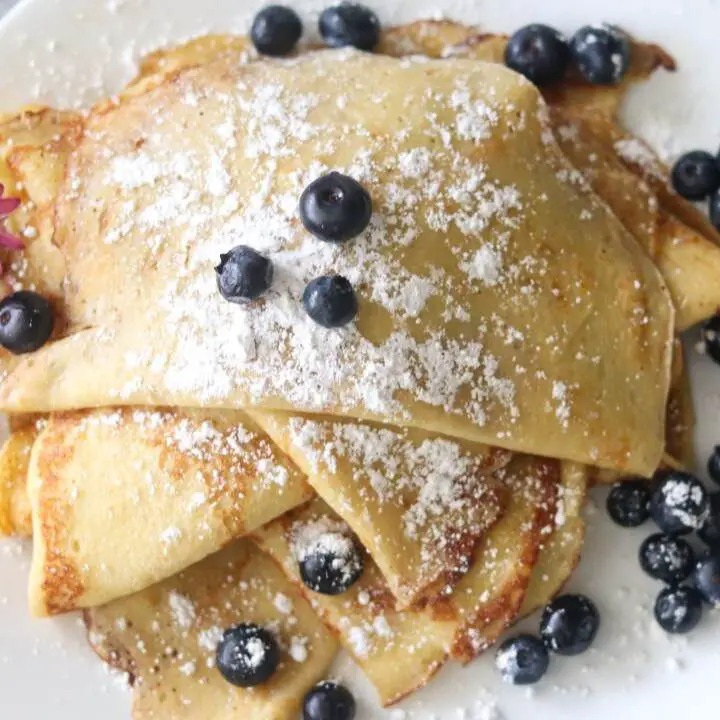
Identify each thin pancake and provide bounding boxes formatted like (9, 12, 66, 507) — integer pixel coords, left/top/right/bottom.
(593, 339, 694, 484)
(85, 541, 338, 720)
(27, 407, 312, 616)
(0, 51, 674, 477)
(0, 417, 36, 537)
(248, 409, 510, 608)
(550, 107, 720, 331)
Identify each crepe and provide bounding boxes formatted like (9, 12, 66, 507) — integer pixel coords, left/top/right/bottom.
(85, 540, 338, 720)
(248, 410, 510, 608)
(255, 454, 557, 704)
(26, 407, 311, 616)
(593, 339, 694, 484)
(0, 50, 675, 479)
(0, 416, 36, 536)
(519, 462, 587, 617)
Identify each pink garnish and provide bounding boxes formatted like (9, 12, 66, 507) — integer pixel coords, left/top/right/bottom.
(0, 183, 23, 251)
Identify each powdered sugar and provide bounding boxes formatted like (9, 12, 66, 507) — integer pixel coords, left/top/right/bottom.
(614, 137, 667, 182)
(244, 637, 269, 669)
(168, 591, 196, 630)
(461, 244, 504, 287)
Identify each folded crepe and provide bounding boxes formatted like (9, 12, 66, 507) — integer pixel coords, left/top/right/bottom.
(255, 453, 558, 704)
(85, 540, 338, 720)
(26, 407, 311, 616)
(248, 410, 510, 609)
(0, 50, 675, 478)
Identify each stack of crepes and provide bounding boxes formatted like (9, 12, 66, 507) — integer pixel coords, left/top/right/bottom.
(0, 19, 712, 718)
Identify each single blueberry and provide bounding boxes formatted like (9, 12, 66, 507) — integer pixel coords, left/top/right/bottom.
(639, 532, 695, 584)
(702, 315, 720, 366)
(303, 681, 357, 720)
(698, 493, 720, 548)
(299, 172, 372, 243)
(251, 5, 303, 56)
(504, 24, 570, 86)
(654, 585, 703, 634)
(216, 624, 279, 687)
(302, 275, 358, 328)
(540, 594, 600, 656)
(671, 151, 720, 201)
(650, 471, 709, 535)
(299, 531, 364, 595)
(495, 634, 550, 685)
(694, 552, 720, 606)
(0, 290, 54, 354)
(215, 245, 273, 303)
(606, 478, 650, 527)
(570, 25, 631, 85)
(319, 3, 380, 51)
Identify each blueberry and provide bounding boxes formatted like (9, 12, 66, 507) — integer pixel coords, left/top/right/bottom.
(299, 531, 364, 595)
(216, 623, 279, 687)
(708, 446, 720, 485)
(569, 25, 630, 85)
(495, 634, 550, 685)
(694, 552, 720, 606)
(251, 5, 303, 56)
(639, 533, 695, 584)
(710, 188, 720, 232)
(303, 681, 356, 720)
(650, 471, 709, 535)
(670, 151, 720, 200)
(540, 594, 599, 656)
(299, 172, 372, 243)
(0, 290, 54, 354)
(606, 478, 650, 527)
(215, 245, 273, 303)
(504, 24, 570, 86)
(702, 315, 720, 365)
(698, 493, 720, 548)
(319, 3, 380, 51)
(654, 586, 703, 634)
(303, 276, 358, 328)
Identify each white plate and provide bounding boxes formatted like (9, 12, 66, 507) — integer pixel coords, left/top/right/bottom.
(1, 0, 720, 717)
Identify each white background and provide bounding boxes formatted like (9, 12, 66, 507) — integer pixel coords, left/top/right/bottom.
(1, 0, 720, 718)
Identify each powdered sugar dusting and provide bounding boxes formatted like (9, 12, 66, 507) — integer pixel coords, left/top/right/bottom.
(68, 49, 593, 442)
(286, 417, 504, 589)
(168, 591, 195, 630)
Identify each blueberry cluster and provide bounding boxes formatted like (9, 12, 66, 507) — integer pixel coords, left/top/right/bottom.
(215, 623, 356, 719)
(215, 172, 372, 328)
(250, 3, 380, 57)
(504, 23, 631, 88)
(495, 593, 600, 685)
(607, 463, 720, 634)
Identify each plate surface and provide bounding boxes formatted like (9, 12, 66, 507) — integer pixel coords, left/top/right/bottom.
(0, 0, 719, 718)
